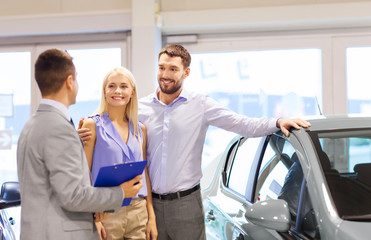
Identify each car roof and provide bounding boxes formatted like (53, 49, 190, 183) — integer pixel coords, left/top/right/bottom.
(301, 115, 371, 132)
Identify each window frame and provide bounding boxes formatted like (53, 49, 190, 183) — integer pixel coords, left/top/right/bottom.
(332, 34, 371, 114)
(222, 136, 268, 203)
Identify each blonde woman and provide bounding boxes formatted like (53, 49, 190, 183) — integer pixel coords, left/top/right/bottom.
(80, 67, 157, 240)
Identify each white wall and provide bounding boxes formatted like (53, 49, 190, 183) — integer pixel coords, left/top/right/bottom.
(0, 0, 131, 37)
(0, 0, 130, 16)
(159, 0, 365, 11)
(1, 0, 371, 37)
(159, 1, 371, 34)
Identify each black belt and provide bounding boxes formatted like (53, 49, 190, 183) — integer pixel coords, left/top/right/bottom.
(152, 184, 200, 200)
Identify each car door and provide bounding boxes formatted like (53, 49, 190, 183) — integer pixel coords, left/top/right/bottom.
(253, 133, 320, 240)
(0, 209, 16, 240)
(204, 136, 256, 240)
(204, 133, 319, 239)
(204, 136, 285, 239)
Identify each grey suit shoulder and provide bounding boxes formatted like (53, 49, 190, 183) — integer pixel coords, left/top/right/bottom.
(17, 104, 123, 240)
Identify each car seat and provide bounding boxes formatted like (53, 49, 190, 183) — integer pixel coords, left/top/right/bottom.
(278, 153, 306, 217)
(317, 147, 371, 218)
(354, 163, 371, 189)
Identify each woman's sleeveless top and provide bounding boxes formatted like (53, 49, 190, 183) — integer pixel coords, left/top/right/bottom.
(91, 113, 147, 198)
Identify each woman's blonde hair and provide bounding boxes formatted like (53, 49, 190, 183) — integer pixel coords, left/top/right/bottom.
(95, 67, 140, 139)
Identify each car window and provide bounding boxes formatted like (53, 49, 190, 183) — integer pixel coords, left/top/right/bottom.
(256, 135, 320, 239)
(227, 137, 263, 198)
(255, 135, 293, 202)
(310, 130, 371, 219)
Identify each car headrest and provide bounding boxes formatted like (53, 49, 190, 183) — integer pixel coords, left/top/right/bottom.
(291, 152, 299, 163)
(276, 136, 285, 152)
(318, 150, 331, 171)
(354, 163, 371, 174)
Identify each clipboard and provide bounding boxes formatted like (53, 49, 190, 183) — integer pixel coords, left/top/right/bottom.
(94, 160, 147, 206)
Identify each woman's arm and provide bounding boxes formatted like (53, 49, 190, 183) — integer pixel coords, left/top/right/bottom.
(81, 118, 107, 239)
(142, 124, 158, 240)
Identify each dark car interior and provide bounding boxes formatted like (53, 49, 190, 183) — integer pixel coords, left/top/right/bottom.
(275, 141, 320, 239)
(309, 133, 371, 220)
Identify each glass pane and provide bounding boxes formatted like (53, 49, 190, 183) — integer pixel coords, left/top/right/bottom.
(0, 50, 31, 240)
(67, 48, 122, 124)
(257, 161, 288, 201)
(257, 137, 291, 202)
(228, 137, 261, 196)
(346, 47, 371, 114)
(187, 49, 322, 169)
(313, 130, 371, 218)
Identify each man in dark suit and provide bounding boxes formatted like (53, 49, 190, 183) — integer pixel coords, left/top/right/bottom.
(17, 49, 143, 240)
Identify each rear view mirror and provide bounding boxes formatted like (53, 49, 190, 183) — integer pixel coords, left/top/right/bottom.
(245, 199, 290, 232)
(0, 181, 21, 209)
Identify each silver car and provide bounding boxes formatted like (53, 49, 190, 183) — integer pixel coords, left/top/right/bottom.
(202, 115, 371, 240)
(0, 182, 20, 240)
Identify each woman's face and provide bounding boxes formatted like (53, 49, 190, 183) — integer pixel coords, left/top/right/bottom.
(104, 72, 134, 108)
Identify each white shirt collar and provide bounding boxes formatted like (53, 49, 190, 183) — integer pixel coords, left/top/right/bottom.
(40, 98, 71, 120)
(152, 87, 189, 104)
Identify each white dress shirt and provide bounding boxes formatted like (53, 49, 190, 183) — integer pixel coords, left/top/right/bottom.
(138, 89, 278, 194)
(40, 99, 70, 120)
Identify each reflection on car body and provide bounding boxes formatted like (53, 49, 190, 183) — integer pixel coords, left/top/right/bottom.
(0, 182, 21, 240)
(202, 115, 371, 240)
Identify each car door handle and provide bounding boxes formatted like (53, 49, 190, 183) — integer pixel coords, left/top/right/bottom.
(206, 209, 216, 221)
(9, 217, 15, 225)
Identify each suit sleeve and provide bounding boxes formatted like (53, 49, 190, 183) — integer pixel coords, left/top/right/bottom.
(43, 123, 123, 213)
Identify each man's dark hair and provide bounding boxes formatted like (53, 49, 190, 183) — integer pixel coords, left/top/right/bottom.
(158, 44, 191, 68)
(35, 49, 75, 96)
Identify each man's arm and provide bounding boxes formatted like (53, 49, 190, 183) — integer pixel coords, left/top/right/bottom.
(78, 118, 91, 145)
(204, 95, 310, 137)
(44, 122, 142, 213)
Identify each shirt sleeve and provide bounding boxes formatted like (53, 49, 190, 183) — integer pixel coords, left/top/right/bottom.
(203, 95, 279, 137)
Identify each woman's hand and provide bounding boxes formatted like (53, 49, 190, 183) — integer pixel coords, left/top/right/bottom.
(146, 215, 158, 240)
(94, 212, 109, 222)
(95, 221, 107, 240)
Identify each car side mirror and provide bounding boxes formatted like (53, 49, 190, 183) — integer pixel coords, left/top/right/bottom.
(0, 181, 21, 209)
(245, 199, 290, 232)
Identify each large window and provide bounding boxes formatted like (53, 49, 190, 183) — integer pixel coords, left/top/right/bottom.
(0, 50, 31, 239)
(36, 41, 126, 124)
(0, 51, 30, 184)
(66, 47, 123, 124)
(187, 49, 322, 118)
(332, 34, 371, 114)
(185, 47, 322, 168)
(346, 47, 371, 114)
(0, 39, 127, 240)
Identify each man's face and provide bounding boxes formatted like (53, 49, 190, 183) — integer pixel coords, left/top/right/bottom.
(70, 72, 79, 105)
(157, 54, 189, 95)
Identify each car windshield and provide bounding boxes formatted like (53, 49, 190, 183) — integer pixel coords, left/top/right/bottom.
(309, 129, 371, 220)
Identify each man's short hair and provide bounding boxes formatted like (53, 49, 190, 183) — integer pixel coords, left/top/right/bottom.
(35, 49, 76, 96)
(158, 44, 191, 68)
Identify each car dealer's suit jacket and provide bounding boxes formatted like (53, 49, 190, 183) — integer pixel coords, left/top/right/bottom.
(17, 103, 123, 240)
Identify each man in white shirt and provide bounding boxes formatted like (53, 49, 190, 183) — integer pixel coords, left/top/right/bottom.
(137, 44, 310, 240)
(79, 44, 310, 240)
